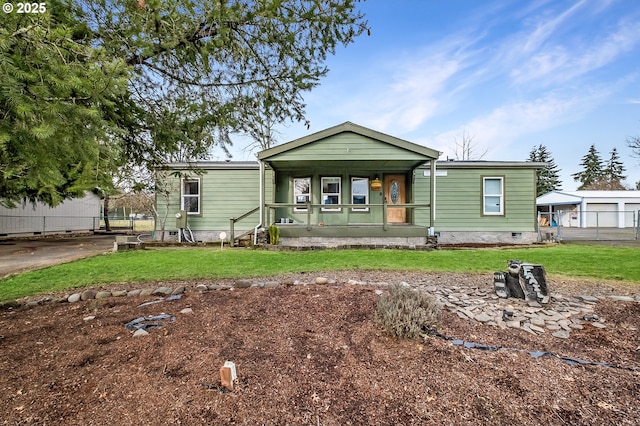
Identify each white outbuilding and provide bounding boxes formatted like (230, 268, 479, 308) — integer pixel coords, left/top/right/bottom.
(536, 190, 640, 228)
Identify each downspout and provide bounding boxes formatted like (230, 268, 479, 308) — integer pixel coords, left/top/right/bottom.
(253, 160, 264, 245)
(429, 159, 437, 231)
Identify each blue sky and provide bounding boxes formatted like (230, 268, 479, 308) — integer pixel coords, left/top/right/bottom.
(231, 0, 640, 190)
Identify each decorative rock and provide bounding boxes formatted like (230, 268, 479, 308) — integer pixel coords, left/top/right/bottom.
(234, 279, 252, 288)
(83, 315, 96, 321)
(96, 291, 112, 299)
(139, 288, 155, 296)
(315, 277, 328, 285)
(374, 289, 384, 296)
(180, 308, 193, 314)
(172, 286, 186, 295)
(546, 324, 561, 331)
(606, 295, 635, 302)
(529, 324, 545, 333)
(195, 284, 209, 291)
(281, 279, 294, 287)
(552, 330, 570, 339)
(530, 317, 546, 327)
(80, 290, 96, 301)
(68, 293, 81, 303)
(327, 279, 337, 285)
(264, 281, 279, 288)
(133, 329, 149, 337)
(506, 320, 521, 329)
(591, 322, 607, 329)
(112, 290, 127, 297)
(569, 323, 584, 330)
(153, 287, 173, 296)
(578, 295, 599, 303)
(127, 289, 141, 297)
(474, 313, 493, 323)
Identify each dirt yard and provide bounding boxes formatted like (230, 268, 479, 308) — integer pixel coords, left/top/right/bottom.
(0, 271, 638, 425)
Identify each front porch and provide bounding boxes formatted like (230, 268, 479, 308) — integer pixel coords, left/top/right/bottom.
(277, 224, 433, 248)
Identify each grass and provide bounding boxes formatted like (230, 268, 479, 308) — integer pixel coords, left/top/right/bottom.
(1, 245, 639, 302)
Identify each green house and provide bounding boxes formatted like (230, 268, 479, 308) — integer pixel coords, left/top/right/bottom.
(156, 122, 544, 246)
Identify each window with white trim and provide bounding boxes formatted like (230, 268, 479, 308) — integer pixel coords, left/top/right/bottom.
(483, 177, 504, 215)
(351, 177, 369, 211)
(181, 178, 201, 214)
(321, 177, 341, 211)
(293, 177, 311, 211)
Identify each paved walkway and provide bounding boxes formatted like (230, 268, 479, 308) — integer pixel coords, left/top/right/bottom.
(0, 234, 116, 277)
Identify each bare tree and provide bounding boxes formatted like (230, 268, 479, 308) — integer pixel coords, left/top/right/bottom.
(452, 130, 488, 160)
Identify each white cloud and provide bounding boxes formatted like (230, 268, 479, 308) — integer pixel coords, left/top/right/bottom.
(418, 90, 610, 161)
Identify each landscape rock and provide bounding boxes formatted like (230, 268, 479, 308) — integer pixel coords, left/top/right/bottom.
(234, 279, 252, 289)
(112, 290, 127, 297)
(67, 293, 81, 303)
(132, 329, 149, 337)
(180, 308, 193, 314)
(139, 288, 155, 296)
(195, 284, 209, 291)
(172, 286, 186, 295)
(552, 330, 570, 339)
(153, 287, 173, 296)
(315, 277, 329, 285)
(606, 295, 635, 302)
(127, 289, 141, 297)
(96, 291, 112, 299)
(80, 290, 96, 301)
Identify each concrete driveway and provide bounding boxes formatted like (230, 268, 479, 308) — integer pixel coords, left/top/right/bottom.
(0, 234, 116, 277)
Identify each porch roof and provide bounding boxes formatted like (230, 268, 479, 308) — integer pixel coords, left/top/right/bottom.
(258, 122, 441, 171)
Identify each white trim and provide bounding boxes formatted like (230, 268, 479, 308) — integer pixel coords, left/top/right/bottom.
(351, 177, 369, 212)
(483, 176, 504, 216)
(293, 177, 311, 212)
(180, 177, 201, 215)
(321, 177, 341, 211)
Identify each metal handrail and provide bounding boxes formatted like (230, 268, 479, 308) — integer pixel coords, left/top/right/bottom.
(229, 207, 260, 246)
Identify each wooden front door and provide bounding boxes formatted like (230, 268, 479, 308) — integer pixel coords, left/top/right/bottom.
(385, 175, 406, 223)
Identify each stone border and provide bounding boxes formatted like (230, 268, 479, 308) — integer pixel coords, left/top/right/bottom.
(2, 276, 638, 340)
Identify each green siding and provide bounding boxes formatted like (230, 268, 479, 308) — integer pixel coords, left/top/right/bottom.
(415, 166, 537, 231)
(157, 167, 272, 232)
(266, 133, 427, 162)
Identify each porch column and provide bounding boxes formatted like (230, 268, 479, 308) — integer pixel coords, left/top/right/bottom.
(429, 159, 436, 228)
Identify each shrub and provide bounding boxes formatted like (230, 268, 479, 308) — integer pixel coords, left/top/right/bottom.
(375, 284, 441, 339)
(268, 224, 280, 245)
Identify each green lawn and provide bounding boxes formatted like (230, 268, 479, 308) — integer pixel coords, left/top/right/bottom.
(1, 245, 639, 302)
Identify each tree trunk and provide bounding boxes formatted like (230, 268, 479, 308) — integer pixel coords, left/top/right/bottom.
(103, 195, 112, 232)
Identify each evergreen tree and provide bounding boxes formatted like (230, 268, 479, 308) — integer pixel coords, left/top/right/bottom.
(528, 144, 561, 196)
(1, 0, 369, 206)
(572, 145, 604, 189)
(603, 147, 627, 183)
(0, 3, 129, 207)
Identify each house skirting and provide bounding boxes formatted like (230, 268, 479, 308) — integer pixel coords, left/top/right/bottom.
(436, 231, 537, 245)
(276, 224, 431, 248)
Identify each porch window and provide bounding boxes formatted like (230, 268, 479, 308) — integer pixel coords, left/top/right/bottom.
(351, 177, 369, 212)
(293, 177, 311, 212)
(181, 178, 201, 215)
(483, 177, 504, 215)
(321, 177, 341, 211)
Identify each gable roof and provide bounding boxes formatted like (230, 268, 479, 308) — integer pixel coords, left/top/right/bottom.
(257, 121, 441, 161)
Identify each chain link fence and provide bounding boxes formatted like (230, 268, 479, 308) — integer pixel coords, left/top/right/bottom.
(0, 215, 155, 237)
(538, 210, 639, 242)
